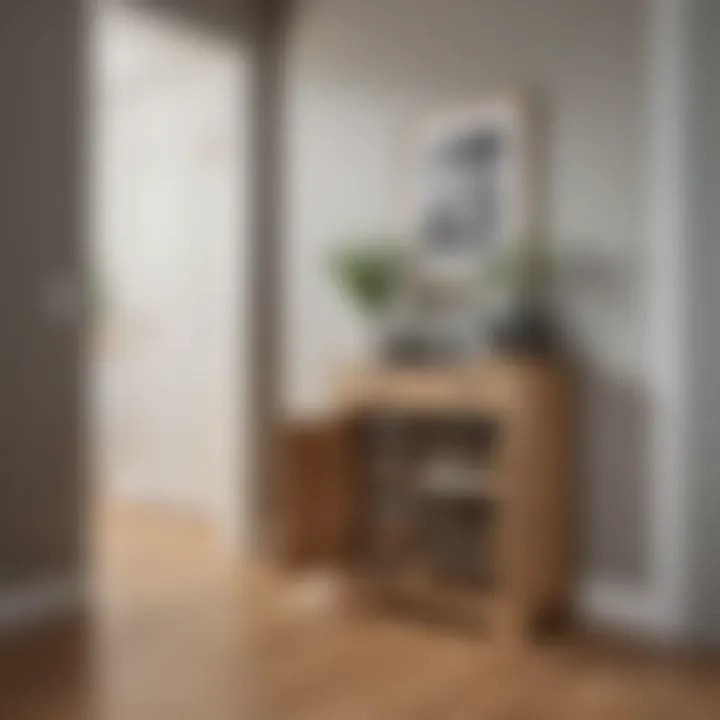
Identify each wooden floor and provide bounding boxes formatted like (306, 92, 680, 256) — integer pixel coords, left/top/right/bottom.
(2, 505, 720, 719)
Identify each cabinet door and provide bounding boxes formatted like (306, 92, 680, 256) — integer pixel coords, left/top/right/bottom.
(279, 418, 360, 568)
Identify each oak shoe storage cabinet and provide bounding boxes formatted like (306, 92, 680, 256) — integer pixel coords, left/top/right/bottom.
(333, 360, 573, 643)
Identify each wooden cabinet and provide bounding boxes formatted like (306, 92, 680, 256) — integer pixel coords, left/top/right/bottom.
(282, 359, 573, 643)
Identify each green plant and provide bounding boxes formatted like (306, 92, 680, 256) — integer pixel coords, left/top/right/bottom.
(327, 240, 404, 317)
(485, 237, 555, 300)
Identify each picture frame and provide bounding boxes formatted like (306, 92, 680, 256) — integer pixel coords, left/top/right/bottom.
(406, 94, 539, 289)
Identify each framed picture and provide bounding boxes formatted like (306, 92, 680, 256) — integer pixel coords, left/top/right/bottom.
(408, 96, 537, 288)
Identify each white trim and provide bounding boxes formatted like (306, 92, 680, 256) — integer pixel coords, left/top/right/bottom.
(579, 578, 673, 639)
(579, 0, 690, 643)
(0, 578, 85, 631)
(642, 0, 690, 639)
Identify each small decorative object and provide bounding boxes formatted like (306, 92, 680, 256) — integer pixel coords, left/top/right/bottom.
(486, 238, 560, 355)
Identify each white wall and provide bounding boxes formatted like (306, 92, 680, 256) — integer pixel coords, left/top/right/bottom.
(283, 0, 650, 582)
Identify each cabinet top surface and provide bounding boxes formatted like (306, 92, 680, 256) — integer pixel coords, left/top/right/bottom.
(333, 357, 567, 416)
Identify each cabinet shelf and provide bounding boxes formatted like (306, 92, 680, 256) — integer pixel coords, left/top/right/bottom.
(339, 361, 573, 643)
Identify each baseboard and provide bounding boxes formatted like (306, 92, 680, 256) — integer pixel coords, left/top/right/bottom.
(0, 577, 86, 631)
(579, 577, 673, 640)
(0, 573, 670, 637)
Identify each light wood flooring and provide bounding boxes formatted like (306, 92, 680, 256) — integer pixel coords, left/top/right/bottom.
(2, 504, 720, 719)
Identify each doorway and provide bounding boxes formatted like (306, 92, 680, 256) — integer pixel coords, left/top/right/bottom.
(90, 4, 250, 583)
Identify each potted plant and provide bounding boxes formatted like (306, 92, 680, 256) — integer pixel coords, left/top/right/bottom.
(327, 238, 405, 357)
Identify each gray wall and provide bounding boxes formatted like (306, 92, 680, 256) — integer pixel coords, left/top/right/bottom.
(0, 1, 85, 588)
(284, 0, 650, 583)
(687, 0, 720, 642)
(125, 0, 253, 39)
